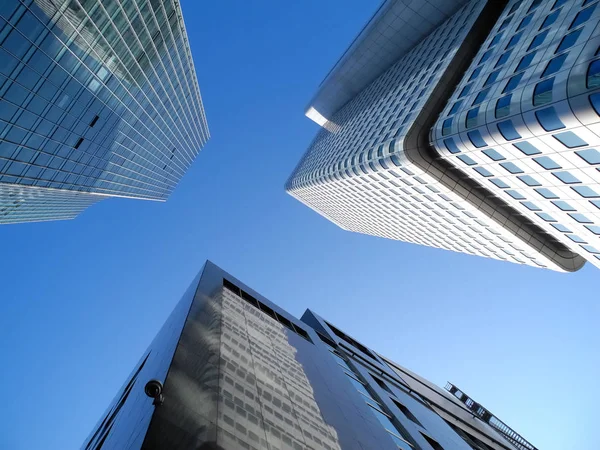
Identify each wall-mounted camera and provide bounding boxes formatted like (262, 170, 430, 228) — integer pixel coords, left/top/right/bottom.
(144, 379, 164, 406)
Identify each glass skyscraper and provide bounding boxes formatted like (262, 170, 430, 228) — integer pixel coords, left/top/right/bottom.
(287, 0, 600, 272)
(0, 0, 208, 224)
(82, 261, 536, 450)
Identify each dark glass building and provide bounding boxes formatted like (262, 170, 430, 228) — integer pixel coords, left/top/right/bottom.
(0, 0, 208, 224)
(82, 261, 536, 450)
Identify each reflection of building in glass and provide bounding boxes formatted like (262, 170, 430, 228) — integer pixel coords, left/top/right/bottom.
(0, 0, 208, 224)
(286, 0, 600, 272)
(83, 261, 536, 450)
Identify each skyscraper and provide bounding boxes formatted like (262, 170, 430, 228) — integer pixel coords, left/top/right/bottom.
(286, 0, 600, 272)
(82, 261, 536, 450)
(0, 0, 208, 224)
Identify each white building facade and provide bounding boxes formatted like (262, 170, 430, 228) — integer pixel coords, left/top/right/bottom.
(432, 0, 600, 269)
(287, 0, 593, 272)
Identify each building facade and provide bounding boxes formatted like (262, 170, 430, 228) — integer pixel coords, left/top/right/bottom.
(432, 0, 600, 269)
(81, 261, 536, 450)
(286, 0, 600, 272)
(0, 0, 208, 224)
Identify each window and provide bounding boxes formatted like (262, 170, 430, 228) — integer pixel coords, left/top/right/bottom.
(514, 141, 541, 155)
(467, 130, 487, 148)
(535, 107, 565, 131)
(392, 399, 422, 426)
(552, 0, 568, 9)
(518, 175, 541, 186)
(542, 54, 568, 78)
(489, 33, 504, 47)
(474, 167, 493, 177)
(442, 118, 453, 136)
(368, 405, 413, 450)
(537, 212, 557, 222)
(484, 69, 501, 86)
(518, 14, 534, 31)
(575, 148, 600, 164)
(552, 200, 576, 211)
(490, 178, 510, 188)
(582, 245, 600, 254)
(466, 108, 479, 128)
(503, 73, 523, 93)
(497, 120, 521, 140)
(533, 78, 554, 106)
(570, 213, 593, 223)
(535, 188, 559, 199)
(449, 101, 463, 114)
(572, 185, 600, 198)
(540, 9, 561, 30)
(553, 131, 588, 148)
(479, 49, 494, 64)
(482, 149, 505, 161)
(500, 161, 524, 173)
(472, 89, 490, 105)
(528, 30, 549, 50)
(469, 66, 483, 81)
(587, 60, 600, 89)
(533, 156, 561, 170)
(390, 155, 402, 166)
(506, 189, 526, 199)
(556, 29, 582, 53)
(89, 115, 99, 127)
(528, 0, 543, 12)
(522, 201, 541, 211)
(422, 434, 444, 450)
(496, 50, 513, 67)
(585, 225, 600, 234)
(552, 223, 572, 232)
(459, 84, 473, 98)
(570, 4, 596, 29)
(444, 138, 460, 154)
(495, 95, 512, 118)
(458, 155, 476, 166)
(506, 33, 522, 49)
(567, 234, 587, 244)
(499, 18, 512, 32)
(517, 52, 536, 71)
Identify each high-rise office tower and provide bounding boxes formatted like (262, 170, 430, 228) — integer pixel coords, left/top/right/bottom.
(0, 0, 208, 224)
(82, 261, 536, 450)
(286, 0, 600, 272)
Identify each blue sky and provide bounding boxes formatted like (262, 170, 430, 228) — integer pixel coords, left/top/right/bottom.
(0, 1, 598, 449)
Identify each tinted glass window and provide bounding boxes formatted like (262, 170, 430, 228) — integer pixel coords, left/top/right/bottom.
(528, 30, 549, 50)
(479, 49, 494, 64)
(535, 188, 559, 199)
(517, 52, 536, 71)
(466, 107, 479, 128)
(570, 213, 592, 223)
(537, 212, 557, 222)
(467, 130, 487, 148)
(506, 190, 526, 199)
(552, 200, 575, 211)
(442, 118, 453, 136)
(459, 84, 473, 98)
(535, 107, 565, 131)
(490, 178, 510, 188)
(533, 156, 561, 170)
(497, 120, 521, 140)
(553, 171, 581, 184)
(482, 149, 505, 161)
(540, 9, 560, 29)
(590, 92, 600, 115)
(474, 166, 493, 177)
(572, 185, 600, 198)
(587, 59, 600, 89)
(484, 69, 501, 86)
(500, 161, 524, 173)
(496, 50, 513, 67)
(553, 0, 568, 8)
(472, 89, 490, 105)
(522, 201, 541, 211)
(444, 138, 461, 154)
(489, 33, 504, 47)
(506, 33, 522, 49)
(449, 100, 463, 114)
(553, 131, 588, 148)
(504, 73, 523, 93)
(575, 148, 600, 164)
(533, 78, 554, 106)
(543, 54, 568, 77)
(518, 14, 534, 31)
(458, 155, 476, 166)
(495, 95, 512, 118)
(570, 4, 596, 29)
(556, 29, 582, 53)
(514, 141, 541, 155)
(518, 175, 541, 186)
(469, 66, 483, 81)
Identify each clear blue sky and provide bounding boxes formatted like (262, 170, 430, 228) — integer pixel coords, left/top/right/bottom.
(0, 1, 598, 449)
